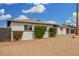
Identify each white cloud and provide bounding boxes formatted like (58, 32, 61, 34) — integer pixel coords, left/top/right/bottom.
(0, 14, 12, 20)
(72, 12, 76, 23)
(0, 9, 12, 20)
(33, 3, 48, 5)
(33, 3, 42, 5)
(43, 20, 56, 24)
(14, 15, 29, 20)
(22, 4, 45, 13)
(68, 17, 72, 20)
(65, 20, 71, 23)
(72, 12, 79, 23)
(73, 12, 79, 17)
(0, 9, 5, 14)
(73, 12, 76, 16)
(66, 12, 79, 26)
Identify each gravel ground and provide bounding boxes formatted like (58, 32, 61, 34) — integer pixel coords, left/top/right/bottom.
(0, 35, 79, 56)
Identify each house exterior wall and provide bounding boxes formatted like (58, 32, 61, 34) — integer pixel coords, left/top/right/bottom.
(10, 22, 51, 40)
(57, 27, 66, 35)
(62, 28, 66, 35)
(11, 22, 34, 40)
(10, 22, 71, 41)
(43, 26, 51, 38)
(11, 22, 24, 31)
(43, 31, 49, 38)
(22, 31, 33, 40)
(11, 25, 24, 31)
(57, 28, 61, 35)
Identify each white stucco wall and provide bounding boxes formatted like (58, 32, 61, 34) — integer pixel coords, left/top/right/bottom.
(57, 28, 66, 35)
(57, 28, 61, 35)
(11, 22, 24, 31)
(62, 28, 66, 35)
(11, 25, 24, 31)
(22, 32, 33, 40)
(43, 26, 50, 38)
(43, 31, 49, 38)
(11, 22, 34, 40)
(11, 22, 68, 40)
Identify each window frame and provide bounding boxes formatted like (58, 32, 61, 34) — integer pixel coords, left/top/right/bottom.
(24, 25, 32, 31)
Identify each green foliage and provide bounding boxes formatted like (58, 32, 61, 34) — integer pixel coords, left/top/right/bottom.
(48, 27, 57, 37)
(13, 31, 23, 41)
(34, 26, 47, 39)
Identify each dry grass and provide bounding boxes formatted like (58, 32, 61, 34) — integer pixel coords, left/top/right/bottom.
(0, 34, 79, 56)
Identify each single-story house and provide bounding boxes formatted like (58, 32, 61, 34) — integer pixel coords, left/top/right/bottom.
(6, 19, 75, 41)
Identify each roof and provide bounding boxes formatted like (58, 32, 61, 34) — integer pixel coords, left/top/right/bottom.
(7, 19, 75, 28)
(62, 24, 75, 28)
(7, 19, 59, 26)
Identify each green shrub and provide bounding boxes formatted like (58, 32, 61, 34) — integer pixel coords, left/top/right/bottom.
(34, 26, 46, 39)
(48, 27, 57, 37)
(13, 31, 23, 41)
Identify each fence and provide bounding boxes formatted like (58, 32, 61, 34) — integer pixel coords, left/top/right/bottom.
(0, 27, 11, 42)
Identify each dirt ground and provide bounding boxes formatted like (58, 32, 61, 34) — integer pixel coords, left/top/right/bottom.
(0, 34, 79, 56)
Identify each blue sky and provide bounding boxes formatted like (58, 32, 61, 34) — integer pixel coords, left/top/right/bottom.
(0, 3, 76, 26)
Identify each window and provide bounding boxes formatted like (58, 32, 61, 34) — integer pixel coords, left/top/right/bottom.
(24, 25, 32, 31)
(66, 28, 69, 34)
(24, 25, 28, 30)
(60, 27, 63, 31)
(71, 29, 75, 33)
(29, 26, 32, 31)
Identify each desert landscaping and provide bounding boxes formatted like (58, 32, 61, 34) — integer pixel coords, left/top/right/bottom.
(0, 34, 79, 56)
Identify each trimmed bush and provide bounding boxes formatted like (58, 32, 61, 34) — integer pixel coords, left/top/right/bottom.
(34, 26, 47, 39)
(13, 31, 23, 41)
(48, 27, 57, 37)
